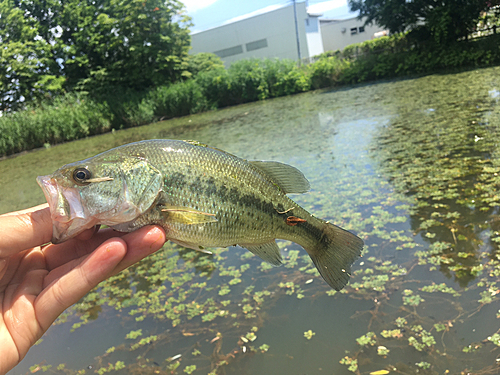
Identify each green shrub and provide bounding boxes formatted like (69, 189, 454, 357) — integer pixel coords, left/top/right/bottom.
(150, 80, 209, 119)
(227, 59, 270, 103)
(120, 98, 156, 127)
(0, 93, 110, 156)
(196, 59, 309, 106)
(308, 56, 349, 89)
(195, 67, 231, 108)
(92, 88, 149, 129)
(3, 33, 500, 157)
(187, 52, 225, 77)
(261, 59, 310, 97)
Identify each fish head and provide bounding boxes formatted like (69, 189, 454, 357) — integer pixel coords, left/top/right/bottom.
(37, 153, 163, 243)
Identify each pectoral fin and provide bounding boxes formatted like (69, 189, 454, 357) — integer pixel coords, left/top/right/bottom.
(240, 241, 282, 266)
(161, 206, 218, 225)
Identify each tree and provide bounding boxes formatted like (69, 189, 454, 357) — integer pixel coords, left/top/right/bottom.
(58, 0, 192, 93)
(187, 52, 225, 77)
(0, 0, 192, 111)
(0, 0, 65, 111)
(348, 0, 500, 44)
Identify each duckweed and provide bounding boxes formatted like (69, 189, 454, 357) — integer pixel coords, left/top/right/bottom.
(339, 356, 358, 373)
(13, 66, 500, 375)
(356, 332, 377, 346)
(304, 330, 316, 340)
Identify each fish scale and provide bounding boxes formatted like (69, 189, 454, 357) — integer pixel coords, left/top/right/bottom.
(37, 139, 364, 290)
(138, 141, 292, 248)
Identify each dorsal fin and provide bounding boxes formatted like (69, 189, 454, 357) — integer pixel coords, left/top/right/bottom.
(183, 140, 238, 157)
(249, 161, 310, 194)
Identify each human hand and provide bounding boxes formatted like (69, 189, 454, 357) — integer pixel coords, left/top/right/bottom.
(0, 204, 166, 374)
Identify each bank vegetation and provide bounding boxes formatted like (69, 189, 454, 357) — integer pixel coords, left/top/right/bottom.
(2, 32, 500, 157)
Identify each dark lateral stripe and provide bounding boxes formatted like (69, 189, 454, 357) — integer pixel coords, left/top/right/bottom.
(163, 171, 280, 218)
(162, 169, 326, 249)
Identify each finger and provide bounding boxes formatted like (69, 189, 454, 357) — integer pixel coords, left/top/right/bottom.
(42, 226, 166, 287)
(42, 227, 137, 271)
(111, 226, 166, 275)
(0, 206, 53, 258)
(2, 267, 48, 370)
(75, 225, 101, 241)
(0, 258, 8, 280)
(1, 247, 48, 368)
(34, 238, 128, 331)
(0, 203, 48, 217)
(7, 248, 46, 287)
(35, 226, 166, 330)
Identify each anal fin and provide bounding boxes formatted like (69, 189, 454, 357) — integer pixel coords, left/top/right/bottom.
(240, 241, 282, 266)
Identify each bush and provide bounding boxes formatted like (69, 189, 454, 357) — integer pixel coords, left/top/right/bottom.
(261, 59, 310, 97)
(197, 59, 310, 106)
(195, 67, 232, 108)
(120, 97, 156, 127)
(308, 56, 349, 89)
(187, 53, 225, 77)
(149, 80, 209, 119)
(0, 94, 110, 156)
(3, 33, 500, 157)
(90, 88, 150, 129)
(226, 59, 270, 103)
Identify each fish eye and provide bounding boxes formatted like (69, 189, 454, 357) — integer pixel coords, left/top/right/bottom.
(73, 168, 92, 185)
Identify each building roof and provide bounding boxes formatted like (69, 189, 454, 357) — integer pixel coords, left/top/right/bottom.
(191, 1, 325, 35)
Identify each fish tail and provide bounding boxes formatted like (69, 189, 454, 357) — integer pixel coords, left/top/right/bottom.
(304, 221, 363, 291)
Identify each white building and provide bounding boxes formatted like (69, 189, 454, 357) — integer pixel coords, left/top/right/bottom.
(190, 2, 386, 65)
(320, 17, 387, 52)
(191, 2, 317, 64)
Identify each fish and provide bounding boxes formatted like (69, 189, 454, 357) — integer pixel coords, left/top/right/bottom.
(37, 139, 363, 290)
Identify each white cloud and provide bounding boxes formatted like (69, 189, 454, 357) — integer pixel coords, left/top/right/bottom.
(182, 0, 219, 14)
(308, 0, 348, 14)
(222, 4, 284, 25)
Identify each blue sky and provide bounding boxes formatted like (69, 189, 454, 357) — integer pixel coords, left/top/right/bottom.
(183, 0, 356, 33)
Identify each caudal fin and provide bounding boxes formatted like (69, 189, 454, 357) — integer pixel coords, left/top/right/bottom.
(307, 223, 363, 291)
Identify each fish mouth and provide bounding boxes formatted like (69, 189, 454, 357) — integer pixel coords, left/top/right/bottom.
(37, 175, 97, 243)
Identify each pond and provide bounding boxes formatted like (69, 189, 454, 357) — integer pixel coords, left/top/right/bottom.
(4, 66, 500, 375)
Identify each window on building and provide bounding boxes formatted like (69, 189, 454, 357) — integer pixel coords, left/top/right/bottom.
(305, 18, 309, 26)
(350, 27, 357, 35)
(359, 26, 365, 33)
(246, 39, 268, 52)
(214, 45, 244, 58)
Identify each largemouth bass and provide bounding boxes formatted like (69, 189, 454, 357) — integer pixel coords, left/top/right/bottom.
(37, 140, 363, 290)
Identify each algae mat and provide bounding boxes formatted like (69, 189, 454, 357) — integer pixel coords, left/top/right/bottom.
(3, 66, 500, 375)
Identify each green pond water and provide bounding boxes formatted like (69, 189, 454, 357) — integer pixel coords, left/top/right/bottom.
(4, 66, 500, 375)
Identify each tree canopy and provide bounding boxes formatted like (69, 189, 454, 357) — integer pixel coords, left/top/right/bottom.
(0, 0, 191, 111)
(348, 0, 500, 44)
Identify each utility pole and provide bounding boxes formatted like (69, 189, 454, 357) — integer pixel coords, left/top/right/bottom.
(292, 0, 302, 64)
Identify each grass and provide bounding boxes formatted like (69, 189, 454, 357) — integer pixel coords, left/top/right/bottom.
(2, 33, 500, 157)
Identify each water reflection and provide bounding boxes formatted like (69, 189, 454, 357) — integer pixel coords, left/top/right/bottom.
(7, 67, 500, 375)
(375, 77, 500, 287)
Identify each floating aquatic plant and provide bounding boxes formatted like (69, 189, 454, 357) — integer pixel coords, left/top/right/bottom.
(377, 345, 390, 356)
(304, 330, 316, 340)
(356, 332, 377, 346)
(14, 66, 500, 375)
(340, 356, 358, 373)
